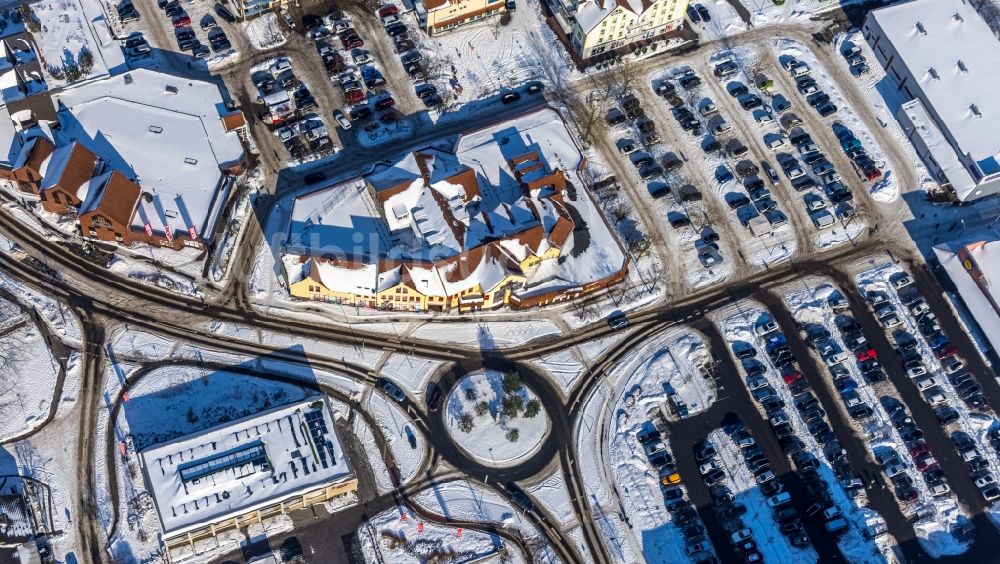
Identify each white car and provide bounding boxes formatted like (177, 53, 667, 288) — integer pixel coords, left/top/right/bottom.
(699, 461, 719, 475)
(929, 483, 951, 496)
(333, 110, 352, 130)
(906, 366, 927, 378)
(755, 319, 778, 336)
(731, 528, 753, 543)
(823, 505, 842, 520)
(756, 470, 776, 483)
(881, 314, 902, 328)
(748, 376, 769, 390)
(910, 302, 930, 316)
(767, 492, 792, 507)
(976, 474, 996, 488)
(806, 199, 827, 212)
(915, 376, 938, 390)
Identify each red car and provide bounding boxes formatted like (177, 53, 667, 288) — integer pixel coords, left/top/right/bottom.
(345, 88, 365, 105)
(377, 4, 398, 17)
(864, 166, 882, 181)
(856, 348, 877, 362)
(910, 444, 930, 458)
(915, 455, 937, 472)
(379, 112, 397, 123)
(898, 488, 918, 502)
(782, 372, 802, 385)
(935, 344, 958, 359)
(375, 96, 395, 110)
(172, 14, 191, 27)
(344, 38, 364, 49)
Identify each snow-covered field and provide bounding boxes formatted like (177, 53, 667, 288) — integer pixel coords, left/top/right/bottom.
(31, 0, 108, 85)
(409, 319, 561, 349)
(740, 0, 873, 27)
(446, 370, 549, 466)
(366, 390, 427, 484)
(526, 466, 576, 528)
(0, 308, 62, 440)
(243, 13, 286, 50)
(359, 503, 511, 564)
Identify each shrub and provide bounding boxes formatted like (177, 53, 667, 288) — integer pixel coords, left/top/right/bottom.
(505, 428, 520, 442)
(79, 50, 94, 76)
(502, 394, 524, 418)
(474, 400, 489, 416)
(524, 399, 541, 418)
(463, 387, 477, 401)
(457, 414, 474, 433)
(502, 371, 522, 394)
(19, 4, 39, 33)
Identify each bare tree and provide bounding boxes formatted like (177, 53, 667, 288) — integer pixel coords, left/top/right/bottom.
(969, 0, 1000, 33)
(566, 94, 608, 148)
(611, 58, 641, 97)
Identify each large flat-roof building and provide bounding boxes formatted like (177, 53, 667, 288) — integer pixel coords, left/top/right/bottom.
(0, 68, 247, 249)
(139, 397, 357, 551)
(863, 0, 1000, 201)
(934, 232, 1000, 355)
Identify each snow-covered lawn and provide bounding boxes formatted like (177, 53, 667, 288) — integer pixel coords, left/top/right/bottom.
(411, 479, 550, 562)
(740, 0, 871, 27)
(31, 0, 108, 86)
(0, 310, 61, 440)
(619, 328, 716, 421)
(359, 503, 512, 564)
(446, 370, 549, 466)
(526, 467, 576, 528)
(409, 319, 561, 349)
(243, 13, 286, 50)
(693, 0, 750, 42)
(366, 390, 427, 485)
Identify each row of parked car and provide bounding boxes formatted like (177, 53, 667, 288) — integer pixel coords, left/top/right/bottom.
(833, 122, 882, 182)
(879, 396, 953, 502)
(254, 57, 333, 158)
(781, 57, 838, 117)
(163, 0, 233, 58)
(640, 423, 716, 563)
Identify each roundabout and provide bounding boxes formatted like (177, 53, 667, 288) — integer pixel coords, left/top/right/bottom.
(445, 369, 551, 468)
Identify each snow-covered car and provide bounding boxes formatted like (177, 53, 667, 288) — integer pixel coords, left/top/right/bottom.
(915, 376, 938, 390)
(755, 320, 778, 336)
(823, 505, 842, 520)
(881, 314, 902, 328)
(767, 492, 792, 507)
(929, 483, 951, 496)
(976, 474, 996, 488)
(906, 366, 927, 378)
(747, 376, 769, 390)
(731, 529, 753, 543)
(699, 461, 719, 475)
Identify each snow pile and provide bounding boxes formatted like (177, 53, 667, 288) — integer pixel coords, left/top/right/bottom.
(446, 370, 549, 466)
(243, 13, 286, 50)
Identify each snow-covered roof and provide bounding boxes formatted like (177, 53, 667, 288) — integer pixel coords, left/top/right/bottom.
(898, 98, 978, 199)
(575, 0, 654, 33)
(140, 396, 354, 537)
(286, 177, 389, 260)
(868, 0, 1000, 184)
(933, 233, 1000, 353)
(283, 108, 627, 301)
(50, 69, 244, 238)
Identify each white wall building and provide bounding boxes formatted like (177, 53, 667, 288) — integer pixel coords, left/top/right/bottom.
(140, 396, 357, 543)
(863, 0, 1000, 201)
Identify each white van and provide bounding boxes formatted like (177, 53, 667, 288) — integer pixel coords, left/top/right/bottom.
(767, 492, 792, 507)
(812, 210, 836, 229)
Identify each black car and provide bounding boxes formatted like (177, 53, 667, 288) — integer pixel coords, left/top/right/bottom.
(165, 3, 183, 17)
(118, 3, 140, 22)
(696, 4, 711, 21)
(740, 95, 763, 110)
(349, 106, 373, 121)
(215, 3, 236, 23)
(505, 482, 533, 512)
(729, 83, 749, 97)
(124, 33, 146, 48)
